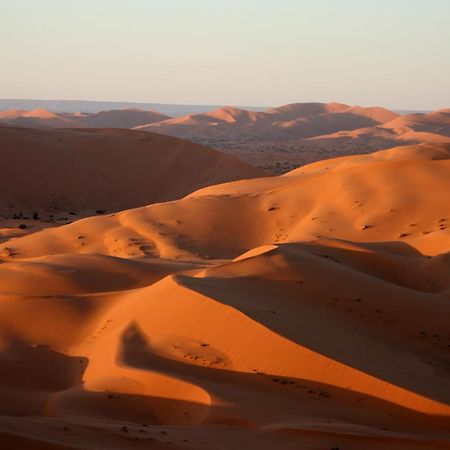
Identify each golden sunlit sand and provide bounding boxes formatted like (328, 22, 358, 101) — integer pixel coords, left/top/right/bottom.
(0, 141, 449, 449)
(2, 0, 449, 447)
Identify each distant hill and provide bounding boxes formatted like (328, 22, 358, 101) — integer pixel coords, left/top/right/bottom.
(0, 99, 267, 117)
(0, 108, 170, 129)
(0, 126, 265, 215)
(135, 103, 449, 173)
(136, 102, 399, 140)
(2, 101, 447, 175)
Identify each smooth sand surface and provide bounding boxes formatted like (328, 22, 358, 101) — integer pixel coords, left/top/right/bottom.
(0, 126, 265, 216)
(0, 143, 449, 449)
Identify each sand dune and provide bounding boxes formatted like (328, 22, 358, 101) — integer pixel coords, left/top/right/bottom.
(66, 109, 170, 129)
(0, 109, 80, 128)
(314, 109, 450, 147)
(4, 103, 448, 176)
(0, 143, 449, 449)
(136, 102, 398, 141)
(0, 98, 268, 116)
(9, 143, 450, 259)
(265, 102, 399, 123)
(136, 103, 450, 174)
(0, 108, 170, 129)
(382, 109, 450, 135)
(0, 126, 264, 216)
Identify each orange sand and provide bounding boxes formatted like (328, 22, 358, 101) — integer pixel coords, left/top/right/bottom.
(0, 141, 449, 449)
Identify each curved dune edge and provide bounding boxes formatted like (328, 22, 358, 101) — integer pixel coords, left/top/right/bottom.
(126, 275, 450, 418)
(0, 144, 449, 448)
(4, 143, 450, 261)
(0, 126, 265, 215)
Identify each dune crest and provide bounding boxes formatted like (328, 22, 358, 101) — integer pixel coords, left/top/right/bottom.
(0, 108, 171, 129)
(0, 143, 449, 449)
(138, 101, 397, 141)
(9, 143, 450, 260)
(137, 103, 450, 173)
(0, 126, 265, 216)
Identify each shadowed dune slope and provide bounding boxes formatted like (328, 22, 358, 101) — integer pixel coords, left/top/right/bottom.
(0, 126, 265, 215)
(0, 144, 449, 449)
(0, 241, 449, 448)
(7, 143, 450, 260)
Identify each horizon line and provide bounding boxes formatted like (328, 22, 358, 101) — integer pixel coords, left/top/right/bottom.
(0, 97, 437, 113)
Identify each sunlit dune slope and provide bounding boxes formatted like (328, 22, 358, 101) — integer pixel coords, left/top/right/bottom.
(0, 108, 170, 129)
(0, 143, 449, 449)
(0, 109, 80, 128)
(311, 109, 450, 149)
(136, 102, 398, 140)
(0, 239, 449, 447)
(7, 143, 450, 260)
(135, 103, 450, 176)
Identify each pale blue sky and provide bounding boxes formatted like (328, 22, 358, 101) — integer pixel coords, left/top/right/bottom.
(1, 0, 449, 109)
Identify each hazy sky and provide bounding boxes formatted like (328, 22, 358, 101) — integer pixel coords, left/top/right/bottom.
(1, 0, 449, 109)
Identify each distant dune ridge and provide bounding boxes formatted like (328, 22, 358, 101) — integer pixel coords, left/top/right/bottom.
(0, 108, 170, 129)
(1, 105, 450, 450)
(313, 108, 450, 146)
(1, 102, 449, 174)
(134, 103, 450, 172)
(135, 102, 400, 139)
(0, 126, 265, 215)
(0, 98, 268, 116)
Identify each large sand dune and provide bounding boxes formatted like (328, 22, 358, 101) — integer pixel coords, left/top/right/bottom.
(0, 143, 449, 449)
(4, 103, 449, 176)
(0, 109, 80, 128)
(312, 108, 450, 148)
(136, 102, 398, 140)
(0, 126, 264, 216)
(9, 143, 450, 259)
(0, 108, 170, 129)
(136, 103, 450, 173)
